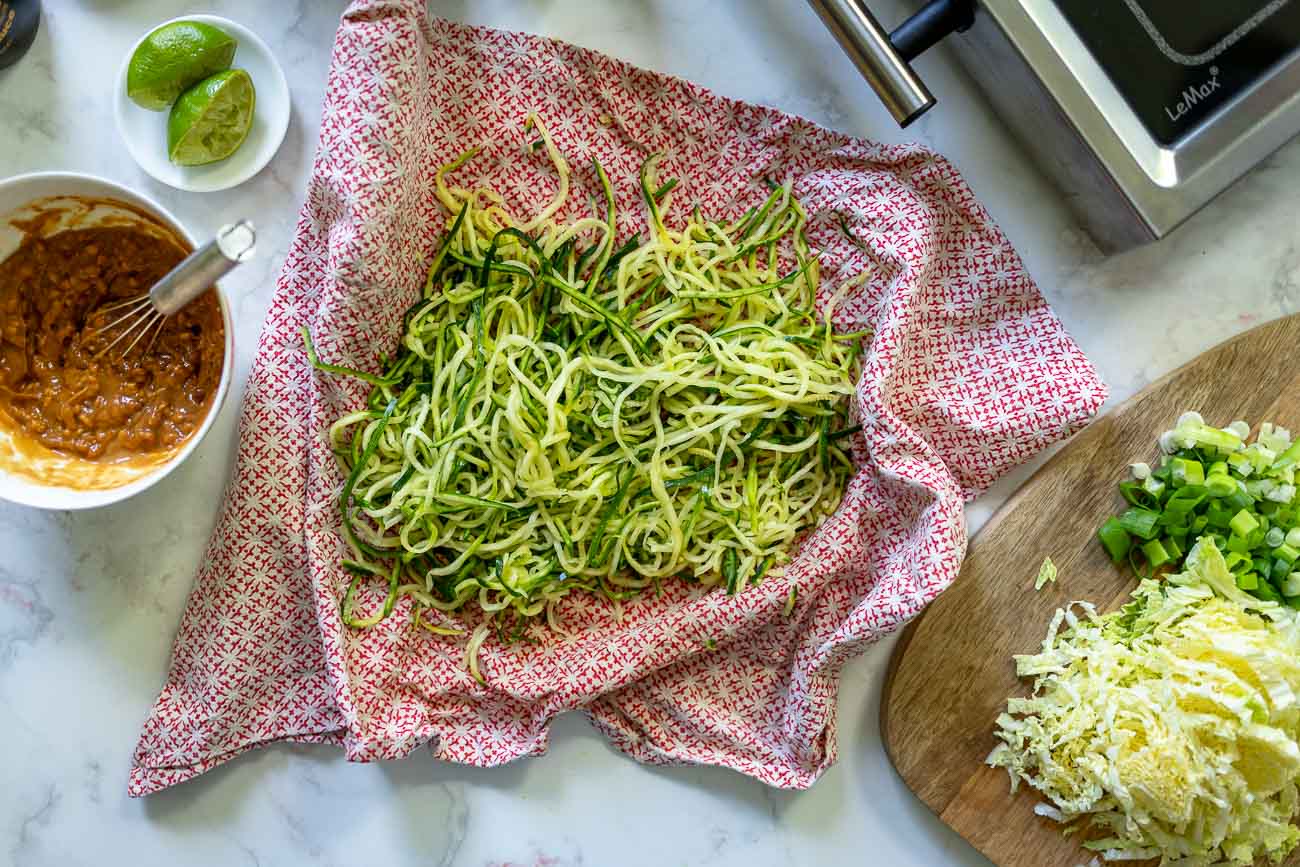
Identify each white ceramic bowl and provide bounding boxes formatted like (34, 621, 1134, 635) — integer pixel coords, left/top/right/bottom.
(113, 15, 290, 193)
(0, 172, 235, 510)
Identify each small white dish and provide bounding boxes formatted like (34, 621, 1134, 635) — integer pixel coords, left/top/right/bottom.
(113, 15, 290, 193)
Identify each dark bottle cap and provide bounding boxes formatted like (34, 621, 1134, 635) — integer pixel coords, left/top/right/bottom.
(0, 0, 40, 71)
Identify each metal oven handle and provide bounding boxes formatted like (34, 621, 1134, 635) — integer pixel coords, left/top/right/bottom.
(806, 0, 975, 127)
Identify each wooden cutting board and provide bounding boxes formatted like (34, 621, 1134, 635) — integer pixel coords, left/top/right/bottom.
(881, 313, 1300, 866)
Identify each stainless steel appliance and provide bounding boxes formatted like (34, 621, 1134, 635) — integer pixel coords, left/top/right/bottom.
(810, 0, 1300, 251)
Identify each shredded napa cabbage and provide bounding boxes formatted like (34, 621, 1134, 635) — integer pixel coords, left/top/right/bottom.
(988, 538, 1300, 865)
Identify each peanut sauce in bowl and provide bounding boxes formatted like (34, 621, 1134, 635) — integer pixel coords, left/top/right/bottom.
(0, 173, 234, 509)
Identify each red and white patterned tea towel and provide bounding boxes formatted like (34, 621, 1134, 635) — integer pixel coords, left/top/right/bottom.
(128, 0, 1107, 796)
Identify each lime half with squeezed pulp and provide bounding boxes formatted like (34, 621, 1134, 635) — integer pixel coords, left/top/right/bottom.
(127, 21, 237, 111)
(167, 69, 256, 167)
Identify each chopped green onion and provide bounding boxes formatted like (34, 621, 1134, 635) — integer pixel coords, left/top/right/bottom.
(1283, 573, 1300, 597)
(1173, 419, 1243, 452)
(1119, 481, 1156, 508)
(1118, 508, 1161, 540)
(1272, 439, 1300, 472)
(1256, 578, 1285, 603)
(1205, 473, 1236, 498)
(1098, 413, 1300, 602)
(1141, 539, 1172, 569)
(1224, 489, 1254, 513)
(1098, 518, 1132, 563)
(1205, 502, 1234, 529)
(1164, 486, 1205, 516)
(1170, 457, 1205, 487)
(1225, 551, 1252, 572)
(1230, 509, 1260, 539)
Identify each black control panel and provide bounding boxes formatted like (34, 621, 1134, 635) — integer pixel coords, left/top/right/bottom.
(1057, 0, 1300, 144)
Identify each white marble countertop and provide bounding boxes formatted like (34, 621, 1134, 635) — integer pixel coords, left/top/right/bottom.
(3, 1, 1298, 864)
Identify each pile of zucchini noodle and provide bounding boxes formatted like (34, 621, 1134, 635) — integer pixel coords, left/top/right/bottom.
(305, 115, 866, 680)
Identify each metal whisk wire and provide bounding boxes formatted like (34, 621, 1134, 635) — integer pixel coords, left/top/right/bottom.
(93, 295, 167, 358)
(91, 220, 256, 359)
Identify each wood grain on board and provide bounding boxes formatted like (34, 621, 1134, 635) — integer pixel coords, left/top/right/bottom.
(881, 313, 1300, 866)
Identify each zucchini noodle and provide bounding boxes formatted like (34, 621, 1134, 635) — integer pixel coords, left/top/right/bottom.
(306, 114, 865, 676)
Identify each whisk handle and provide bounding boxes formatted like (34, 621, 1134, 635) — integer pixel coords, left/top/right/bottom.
(151, 220, 256, 315)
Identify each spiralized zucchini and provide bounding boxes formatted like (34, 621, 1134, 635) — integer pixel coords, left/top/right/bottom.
(306, 115, 864, 679)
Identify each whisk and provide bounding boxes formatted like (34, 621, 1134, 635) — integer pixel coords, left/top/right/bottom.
(92, 220, 256, 358)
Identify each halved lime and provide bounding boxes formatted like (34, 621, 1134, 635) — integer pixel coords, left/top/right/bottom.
(127, 21, 237, 111)
(167, 69, 256, 167)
